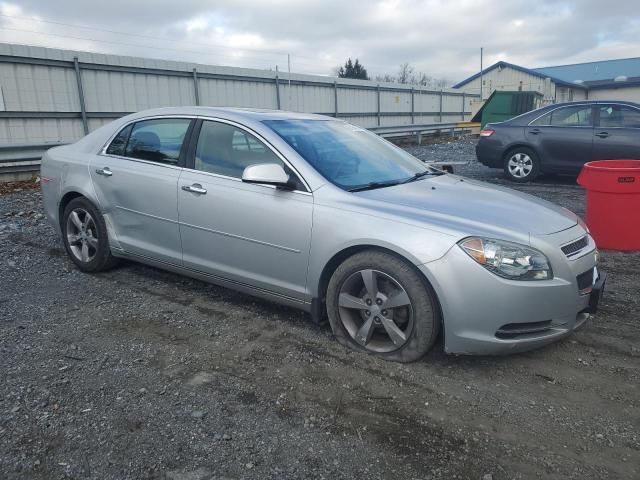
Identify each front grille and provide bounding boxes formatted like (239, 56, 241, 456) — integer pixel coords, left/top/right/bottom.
(577, 268, 595, 292)
(496, 320, 553, 339)
(561, 236, 588, 257)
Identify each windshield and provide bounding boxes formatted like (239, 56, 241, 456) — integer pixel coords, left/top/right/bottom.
(263, 119, 433, 190)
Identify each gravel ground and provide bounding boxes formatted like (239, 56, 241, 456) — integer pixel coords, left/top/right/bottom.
(1, 139, 639, 480)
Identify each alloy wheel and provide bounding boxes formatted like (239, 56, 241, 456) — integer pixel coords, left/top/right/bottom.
(337, 269, 414, 353)
(66, 208, 99, 263)
(507, 153, 533, 178)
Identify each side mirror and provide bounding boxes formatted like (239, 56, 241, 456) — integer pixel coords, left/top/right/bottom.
(242, 163, 292, 189)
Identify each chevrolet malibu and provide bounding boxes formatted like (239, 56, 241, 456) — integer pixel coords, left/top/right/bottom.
(41, 107, 605, 362)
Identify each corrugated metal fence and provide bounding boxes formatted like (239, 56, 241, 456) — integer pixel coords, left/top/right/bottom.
(0, 43, 478, 147)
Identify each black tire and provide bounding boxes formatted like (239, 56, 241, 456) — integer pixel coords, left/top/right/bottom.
(61, 197, 119, 272)
(326, 250, 440, 363)
(503, 147, 540, 183)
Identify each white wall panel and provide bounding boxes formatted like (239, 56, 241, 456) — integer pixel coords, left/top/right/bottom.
(0, 64, 79, 111)
(588, 87, 640, 102)
(337, 88, 376, 113)
(199, 79, 277, 109)
(380, 91, 411, 112)
(0, 43, 479, 146)
(0, 118, 84, 143)
(414, 93, 441, 112)
(82, 71, 195, 111)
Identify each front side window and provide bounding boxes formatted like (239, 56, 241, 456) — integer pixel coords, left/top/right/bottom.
(264, 120, 432, 190)
(599, 105, 640, 128)
(194, 121, 284, 178)
(531, 106, 592, 127)
(123, 118, 191, 164)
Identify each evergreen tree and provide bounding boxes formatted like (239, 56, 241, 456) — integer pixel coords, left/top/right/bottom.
(337, 58, 369, 80)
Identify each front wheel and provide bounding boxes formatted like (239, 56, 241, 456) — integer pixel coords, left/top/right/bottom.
(504, 147, 540, 182)
(326, 250, 440, 363)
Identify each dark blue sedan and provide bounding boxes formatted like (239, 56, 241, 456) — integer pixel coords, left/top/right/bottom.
(476, 100, 640, 182)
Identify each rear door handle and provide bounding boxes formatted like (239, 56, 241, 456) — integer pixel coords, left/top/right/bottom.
(182, 184, 207, 194)
(95, 167, 113, 177)
(529, 128, 541, 135)
(595, 132, 610, 138)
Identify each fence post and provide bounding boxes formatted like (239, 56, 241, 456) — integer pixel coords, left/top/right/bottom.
(376, 85, 381, 126)
(333, 81, 338, 117)
(411, 88, 415, 124)
(462, 92, 466, 121)
(275, 74, 281, 109)
(73, 57, 89, 135)
(192, 68, 200, 106)
(439, 90, 443, 123)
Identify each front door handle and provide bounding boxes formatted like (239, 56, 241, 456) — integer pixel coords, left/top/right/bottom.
(95, 167, 113, 177)
(182, 184, 207, 194)
(595, 131, 610, 138)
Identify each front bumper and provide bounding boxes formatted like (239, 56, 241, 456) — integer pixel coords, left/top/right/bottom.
(419, 232, 602, 355)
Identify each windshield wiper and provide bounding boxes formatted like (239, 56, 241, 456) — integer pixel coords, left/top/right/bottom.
(401, 170, 445, 184)
(347, 169, 445, 192)
(347, 180, 403, 192)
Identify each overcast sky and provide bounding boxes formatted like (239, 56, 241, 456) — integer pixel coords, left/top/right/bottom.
(1, 0, 639, 84)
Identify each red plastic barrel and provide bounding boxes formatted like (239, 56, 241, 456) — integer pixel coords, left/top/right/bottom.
(577, 160, 640, 251)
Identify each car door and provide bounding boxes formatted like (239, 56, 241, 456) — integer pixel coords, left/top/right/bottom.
(90, 117, 194, 264)
(177, 118, 313, 300)
(525, 104, 594, 173)
(593, 103, 640, 160)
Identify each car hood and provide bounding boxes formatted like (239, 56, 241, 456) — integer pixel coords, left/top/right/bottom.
(354, 174, 577, 236)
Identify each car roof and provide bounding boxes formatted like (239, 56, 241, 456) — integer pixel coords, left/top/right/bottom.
(498, 99, 640, 126)
(539, 100, 640, 108)
(124, 106, 333, 123)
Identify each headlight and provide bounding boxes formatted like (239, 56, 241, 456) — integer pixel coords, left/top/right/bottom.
(458, 237, 553, 281)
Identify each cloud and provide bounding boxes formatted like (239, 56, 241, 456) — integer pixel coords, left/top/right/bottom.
(1, 0, 639, 83)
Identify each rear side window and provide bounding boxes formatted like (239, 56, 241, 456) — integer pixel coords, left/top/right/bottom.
(123, 118, 191, 164)
(599, 105, 640, 128)
(531, 106, 592, 127)
(106, 124, 132, 156)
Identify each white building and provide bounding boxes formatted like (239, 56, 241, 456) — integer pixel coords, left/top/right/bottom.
(453, 57, 640, 105)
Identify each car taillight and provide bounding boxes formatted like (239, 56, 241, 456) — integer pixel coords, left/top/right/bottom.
(479, 129, 495, 137)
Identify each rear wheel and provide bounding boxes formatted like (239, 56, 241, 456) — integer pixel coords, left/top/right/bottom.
(62, 197, 118, 272)
(504, 147, 540, 182)
(326, 250, 440, 363)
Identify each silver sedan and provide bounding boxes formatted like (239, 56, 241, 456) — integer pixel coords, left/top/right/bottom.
(40, 107, 605, 362)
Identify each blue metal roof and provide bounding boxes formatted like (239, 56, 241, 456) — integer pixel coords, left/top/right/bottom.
(453, 58, 640, 90)
(533, 57, 640, 83)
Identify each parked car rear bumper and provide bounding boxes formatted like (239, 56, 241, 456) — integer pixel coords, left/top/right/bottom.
(475, 140, 503, 168)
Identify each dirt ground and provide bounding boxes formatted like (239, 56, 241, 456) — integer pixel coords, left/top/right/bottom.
(1, 140, 638, 480)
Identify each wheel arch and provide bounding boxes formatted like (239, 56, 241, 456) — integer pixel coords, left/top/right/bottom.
(57, 190, 116, 249)
(58, 191, 86, 230)
(502, 143, 542, 166)
(312, 244, 443, 327)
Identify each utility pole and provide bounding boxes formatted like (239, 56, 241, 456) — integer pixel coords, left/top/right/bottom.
(480, 47, 484, 101)
(287, 53, 292, 110)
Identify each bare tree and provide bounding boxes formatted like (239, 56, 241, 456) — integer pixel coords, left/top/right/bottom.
(376, 63, 450, 88)
(374, 73, 397, 83)
(397, 62, 414, 84)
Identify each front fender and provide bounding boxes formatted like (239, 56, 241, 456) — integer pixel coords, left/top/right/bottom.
(306, 203, 457, 298)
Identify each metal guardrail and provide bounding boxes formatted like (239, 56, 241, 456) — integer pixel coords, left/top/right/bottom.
(371, 121, 480, 144)
(0, 121, 480, 180)
(371, 122, 461, 143)
(0, 143, 65, 177)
